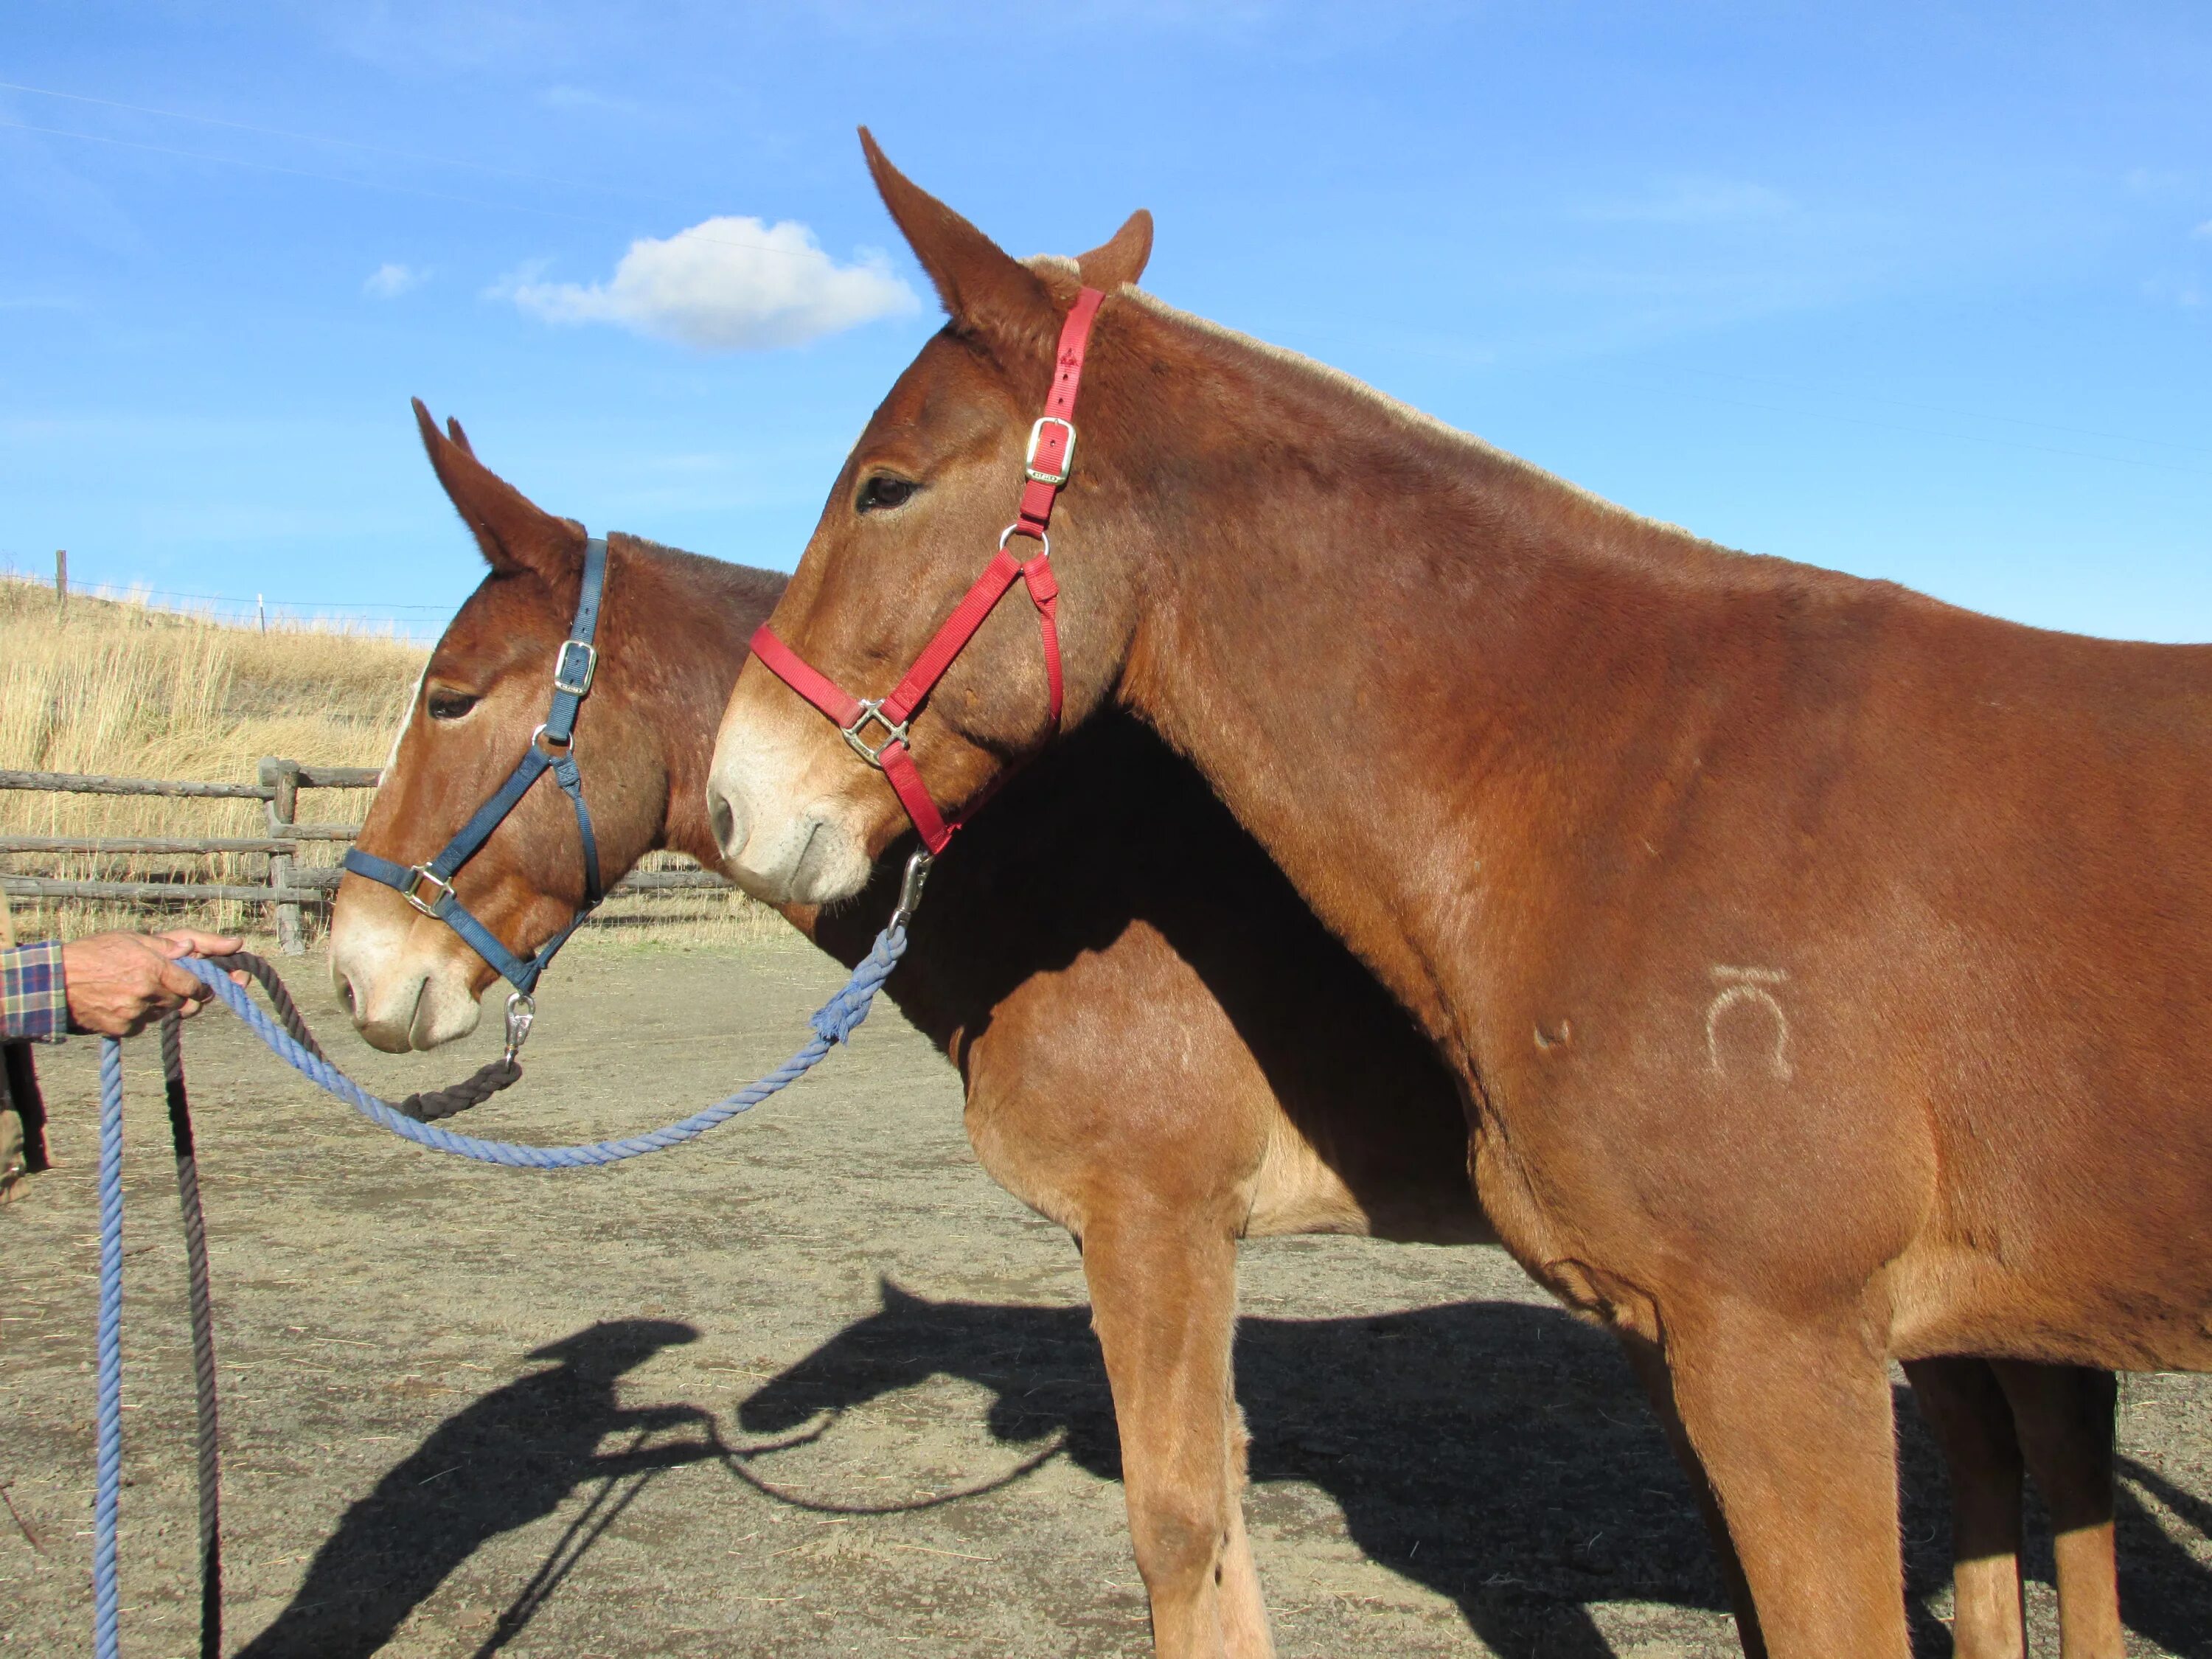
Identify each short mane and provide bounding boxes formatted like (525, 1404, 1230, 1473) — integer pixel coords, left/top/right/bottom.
(1121, 287, 1729, 559)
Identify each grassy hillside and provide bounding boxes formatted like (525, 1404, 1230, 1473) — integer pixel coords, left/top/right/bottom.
(0, 579, 425, 940)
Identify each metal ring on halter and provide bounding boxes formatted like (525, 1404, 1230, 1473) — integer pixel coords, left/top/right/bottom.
(841, 700, 910, 768)
(530, 723, 574, 757)
(998, 524, 1050, 557)
(400, 865, 453, 918)
(503, 991, 536, 1063)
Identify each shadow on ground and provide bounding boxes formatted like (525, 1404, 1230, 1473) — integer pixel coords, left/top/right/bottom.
(741, 1285, 2212, 1659)
(241, 1295, 2212, 1657)
(237, 1319, 720, 1659)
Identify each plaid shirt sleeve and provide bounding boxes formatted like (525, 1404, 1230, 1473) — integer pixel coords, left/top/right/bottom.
(0, 940, 69, 1041)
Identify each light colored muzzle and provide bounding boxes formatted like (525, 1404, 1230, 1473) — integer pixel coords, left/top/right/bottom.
(327, 894, 487, 1052)
(707, 686, 876, 907)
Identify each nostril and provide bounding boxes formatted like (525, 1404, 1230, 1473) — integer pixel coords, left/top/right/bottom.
(340, 977, 358, 1018)
(709, 787, 742, 858)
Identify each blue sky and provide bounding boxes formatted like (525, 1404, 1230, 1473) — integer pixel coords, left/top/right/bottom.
(4, 1, 2207, 639)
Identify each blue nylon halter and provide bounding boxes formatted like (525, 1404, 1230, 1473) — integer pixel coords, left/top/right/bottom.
(343, 537, 608, 996)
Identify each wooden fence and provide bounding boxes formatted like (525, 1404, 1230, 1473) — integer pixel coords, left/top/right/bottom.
(0, 759, 733, 955)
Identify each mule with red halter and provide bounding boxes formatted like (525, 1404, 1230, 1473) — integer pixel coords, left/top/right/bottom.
(748, 286, 1099, 863)
(706, 134, 2164, 1659)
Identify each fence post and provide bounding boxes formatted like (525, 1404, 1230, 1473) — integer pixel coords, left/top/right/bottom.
(55, 550, 66, 620)
(260, 757, 305, 955)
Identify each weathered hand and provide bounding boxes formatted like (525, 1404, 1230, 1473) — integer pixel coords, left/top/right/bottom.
(60, 930, 247, 1037)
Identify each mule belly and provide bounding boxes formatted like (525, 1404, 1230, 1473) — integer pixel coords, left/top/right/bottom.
(1885, 1104, 2212, 1371)
(1242, 1116, 1493, 1243)
(965, 1079, 1492, 1248)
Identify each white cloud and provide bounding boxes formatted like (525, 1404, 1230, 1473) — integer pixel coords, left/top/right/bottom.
(498, 217, 919, 351)
(1579, 178, 1795, 226)
(364, 262, 426, 299)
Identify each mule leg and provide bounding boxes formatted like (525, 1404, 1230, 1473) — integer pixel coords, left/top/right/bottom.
(1904, 1357, 2026, 1659)
(1662, 1301, 1912, 1658)
(1082, 1220, 1273, 1659)
(1992, 1362, 2124, 1659)
(1618, 1332, 1769, 1659)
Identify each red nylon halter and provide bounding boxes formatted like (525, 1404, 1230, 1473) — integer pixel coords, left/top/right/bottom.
(750, 285, 1106, 856)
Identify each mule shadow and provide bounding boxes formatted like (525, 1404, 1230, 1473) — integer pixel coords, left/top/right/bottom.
(739, 1283, 1737, 1658)
(2105, 1453, 2212, 1659)
(740, 1281, 2212, 1658)
(237, 1318, 717, 1658)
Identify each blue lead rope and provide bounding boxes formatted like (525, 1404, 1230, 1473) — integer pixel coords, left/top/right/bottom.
(93, 1041, 125, 1659)
(169, 925, 904, 1167)
(89, 917, 909, 1657)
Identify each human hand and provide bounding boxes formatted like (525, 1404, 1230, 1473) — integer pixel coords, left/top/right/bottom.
(156, 931, 254, 998)
(60, 931, 247, 1037)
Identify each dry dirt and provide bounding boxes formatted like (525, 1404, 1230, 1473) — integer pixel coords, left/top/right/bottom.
(6, 940, 2212, 1657)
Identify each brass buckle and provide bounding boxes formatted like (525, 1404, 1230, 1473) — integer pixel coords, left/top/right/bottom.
(841, 700, 908, 769)
(553, 639, 597, 697)
(401, 865, 453, 918)
(1024, 416, 1077, 486)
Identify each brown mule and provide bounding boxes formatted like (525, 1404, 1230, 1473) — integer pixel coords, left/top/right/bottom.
(703, 136, 2160, 1658)
(331, 408, 2112, 1658)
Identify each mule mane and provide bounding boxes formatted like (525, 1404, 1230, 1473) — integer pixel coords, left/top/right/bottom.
(613, 533, 788, 613)
(1118, 287, 1742, 566)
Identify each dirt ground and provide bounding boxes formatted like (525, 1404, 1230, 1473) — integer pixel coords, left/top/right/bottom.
(7, 939, 2212, 1658)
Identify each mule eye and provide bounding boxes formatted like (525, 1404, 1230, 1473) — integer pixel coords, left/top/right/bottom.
(857, 475, 917, 513)
(426, 688, 479, 721)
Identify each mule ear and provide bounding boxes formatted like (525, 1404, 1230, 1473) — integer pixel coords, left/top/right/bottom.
(445, 415, 476, 457)
(411, 398, 583, 584)
(1074, 209, 1152, 291)
(859, 128, 1053, 343)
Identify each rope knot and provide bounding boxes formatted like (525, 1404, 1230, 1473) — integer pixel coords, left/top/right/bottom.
(807, 925, 908, 1044)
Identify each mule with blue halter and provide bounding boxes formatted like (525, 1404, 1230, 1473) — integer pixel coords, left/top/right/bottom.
(86, 519, 934, 1659)
(341, 535, 609, 1058)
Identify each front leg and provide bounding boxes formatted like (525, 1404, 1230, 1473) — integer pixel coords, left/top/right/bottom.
(1081, 1215, 1273, 1659)
(1661, 1295, 1914, 1658)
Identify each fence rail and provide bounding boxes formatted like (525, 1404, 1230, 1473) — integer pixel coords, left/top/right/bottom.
(0, 760, 734, 953)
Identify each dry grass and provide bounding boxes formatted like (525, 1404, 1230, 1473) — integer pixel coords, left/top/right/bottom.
(0, 578, 770, 950)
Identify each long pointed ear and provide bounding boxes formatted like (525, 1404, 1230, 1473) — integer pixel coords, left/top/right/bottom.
(859, 128, 1053, 344)
(411, 398, 583, 585)
(1075, 209, 1152, 291)
(445, 415, 476, 457)
(878, 1275, 926, 1312)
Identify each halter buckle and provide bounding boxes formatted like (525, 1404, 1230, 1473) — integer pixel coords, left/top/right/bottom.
(1024, 417, 1077, 486)
(400, 865, 453, 918)
(553, 639, 598, 697)
(841, 700, 909, 768)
